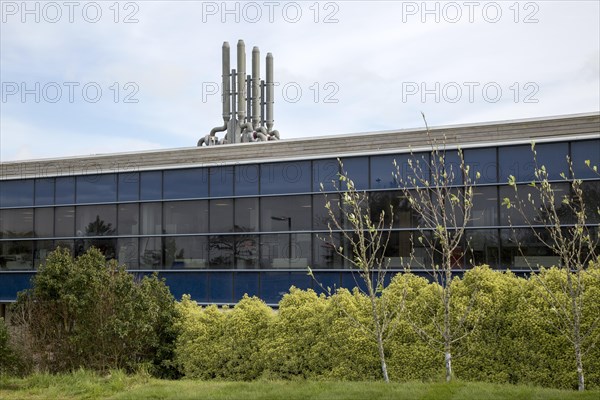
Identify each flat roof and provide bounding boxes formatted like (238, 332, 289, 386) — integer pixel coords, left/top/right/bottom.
(1, 112, 599, 180)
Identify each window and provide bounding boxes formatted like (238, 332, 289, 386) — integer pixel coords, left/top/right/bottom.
(76, 174, 117, 203)
(469, 187, 498, 227)
(466, 229, 499, 268)
(164, 201, 209, 234)
(0, 209, 33, 238)
(464, 147, 497, 184)
(370, 155, 400, 190)
(235, 164, 259, 196)
(164, 236, 208, 268)
(209, 235, 234, 268)
(313, 159, 339, 192)
(55, 207, 75, 237)
(260, 195, 311, 231)
(260, 233, 311, 269)
(234, 198, 258, 232)
(313, 194, 340, 230)
(0, 241, 33, 270)
(34, 240, 55, 268)
(572, 139, 600, 179)
(210, 199, 233, 233)
(118, 203, 139, 235)
(499, 145, 536, 183)
(140, 203, 162, 235)
(235, 235, 259, 269)
(261, 161, 311, 194)
(140, 171, 162, 200)
(35, 178, 55, 205)
(118, 172, 139, 201)
(163, 168, 208, 200)
(117, 238, 139, 269)
(340, 157, 368, 190)
(55, 177, 75, 205)
(395, 153, 430, 187)
(500, 229, 558, 269)
(534, 142, 569, 181)
(0, 180, 34, 208)
(35, 208, 54, 238)
(140, 237, 162, 268)
(500, 183, 569, 226)
(312, 232, 342, 268)
(210, 166, 234, 197)
(75, 205, 117, 237)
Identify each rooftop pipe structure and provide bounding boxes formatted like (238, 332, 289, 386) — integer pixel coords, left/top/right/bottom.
(199, 40, 280, 146)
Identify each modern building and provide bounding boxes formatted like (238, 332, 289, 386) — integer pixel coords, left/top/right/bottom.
(1, 112, 599, 311)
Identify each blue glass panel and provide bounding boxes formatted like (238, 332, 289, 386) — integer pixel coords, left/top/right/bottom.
(261, 161, 311, 195)
(233, 272, 259, 301)
(289, 272, 312, 290)
(464, 147, 497, 184)
(435, 149, 462, 186)
(118, 172, 139, 201)
(313, 159, 339, 192)
(163, 168, 208, 199)
(371, 155, 400, 190)
(140, 171, 162, 200)
(499, 145, 536, 183)
(260, 272, 290, 304)
(210, 166, 234, 197)
(158, 272, 208, 303)
(341, 271, 370, 293)
(76, 174, 117, 203)
(339, 157, 368, 190)
(55, 177, 75, 205)
(35, 178, 54, 205)
(310, 272, 341, 295)
(0, 180, 34, 208)
(0, 272, 34, 301)
(393, 153, 430, 187)
(572, 139, 600, 179)
(209, 272, 233, 303)
(235, 164, 259, 196)
(536, 142, 569, 181)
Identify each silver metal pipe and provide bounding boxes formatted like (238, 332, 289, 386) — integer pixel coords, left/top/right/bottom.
(222, 41, 231, 122)
(236, 40, 246, 125)
(252, 46, 261, 128)
(266, 52, 274, 132)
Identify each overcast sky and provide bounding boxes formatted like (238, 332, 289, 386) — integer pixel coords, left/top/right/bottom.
(1, 0, 599, 161)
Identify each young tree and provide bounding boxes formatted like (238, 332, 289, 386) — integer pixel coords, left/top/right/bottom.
(309, 165, 404, 383)
(394, 115, 480, 382)
(502, 144, 600, 391)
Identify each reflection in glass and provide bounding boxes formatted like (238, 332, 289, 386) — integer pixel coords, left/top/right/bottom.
(0, 241, 33, 270)
(210, 166, 234, 197)
(313, 194, 340, 230)
(164, 236, 207, 268)
(469, 187, 498, 227)
(118, 203, 139, 235)
(140, 237, 162, 269)
(235, 235, 259, 269)
(140, 203, 162, 235)
(313, 159, 339, 192)
(260, 195, 311, 231)
(209, 235, 233, 268)
(35, 208, 54, 238)
(55, 207, 75, 237)
(55, 177, 75, 205)
(500, 229, 559, 269)
(118, 172, 139, 201)
(572, 139, 600, 179)
(140, 171, 162, 200)
(76, 174, 117, 203)
(0, 180, 34, 208)
(340, 157, 369, 190)
(464, 147, 497, 184)
(34, 240, 55, 268)
(164, 201, 208, 234)
(163, 168, 208, 200)
(0, 209, 34, 238)
(312, 233, 342, 268)
(210, 199, 233, 233)
(35, 178, 55, 205)
(75, 205, 117, 237)
(260, 234, 310, 269)
(260, 161, 311, 194)
(235, 164, 259, 196)
(500, 183, 569, 226)
(466, 229, 499, 268)
(117, 238, 139, 269)
(234, 198, 258, 232)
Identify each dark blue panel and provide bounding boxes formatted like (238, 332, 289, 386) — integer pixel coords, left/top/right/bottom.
(55, 177, 75, 205)
(572, 139, 600, 179)
(536, 142, 569, 181)
(393, 152, 429, 187)
(0, 180, 34, 208)
(235, 164, 259, 196)
(140, 171, 162, 201)
(465, 147, 497, 184)
(118, 172, 139, 201)
(261, 161, 311, 195)
(76, 174, 117, 203)
(260, 271, 290, 304)
(0, 272, 34, 301)
(499, 145, 536, 183)
(341, 271, 370, 293)
(435, 150, 462, 186)
(313, 159, 339, 192)
(35, 178, 55, 206)
(311, 271, 341, 295)
(163, 168, 208, 200)
(209, 272, 233, 303)
(233, 271, 259, 302)
(371, 155, 400, 190)
(340, 157, 368, 190)
(289, 272, 312, 291)
(210, 166, 234, 197)
(156, 271, 208, 303)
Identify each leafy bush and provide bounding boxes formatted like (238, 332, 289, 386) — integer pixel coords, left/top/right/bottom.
(10, 247, 179, 377)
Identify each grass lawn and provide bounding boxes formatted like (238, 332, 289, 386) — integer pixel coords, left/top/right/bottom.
(1, 370, 599, 400)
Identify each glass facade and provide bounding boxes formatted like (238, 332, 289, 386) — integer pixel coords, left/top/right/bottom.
(1, 137, 599, 303)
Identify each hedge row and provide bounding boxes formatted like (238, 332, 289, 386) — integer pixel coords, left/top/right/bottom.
(174, 265, 600, 389)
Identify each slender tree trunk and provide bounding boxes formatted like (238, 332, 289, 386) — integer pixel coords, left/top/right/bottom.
(445, 349, 452, 383)
(575, 340, 585, 391)
(572, 297, 585, 391)
(376, 331, 390, 383)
